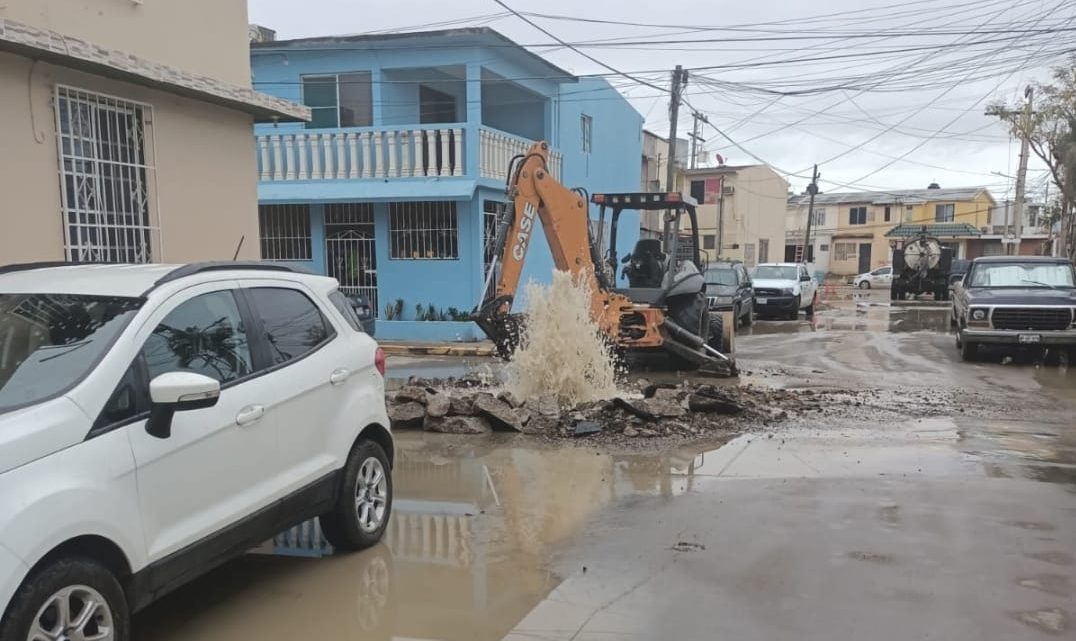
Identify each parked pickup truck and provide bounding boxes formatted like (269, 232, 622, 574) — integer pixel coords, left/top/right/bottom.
(952, 255, 1076, 360)
(751, 263, 818, 320)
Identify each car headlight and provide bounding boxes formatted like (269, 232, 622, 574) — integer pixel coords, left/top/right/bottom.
(971, 309, 986, 321)
(783, 287, 795, 296)
(715, 295, 734, 304)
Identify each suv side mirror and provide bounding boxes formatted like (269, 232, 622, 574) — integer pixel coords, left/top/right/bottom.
(800, 273, 811, 282)
(146, 372, 221, 439)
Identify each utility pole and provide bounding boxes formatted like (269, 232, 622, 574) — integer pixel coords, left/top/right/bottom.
(1011, 85, 1033, 255)
(688, 113, 703, 169)
(665, 65, 687, 253)
(665, 65, 686, 192)
(802, 165, 820, 264)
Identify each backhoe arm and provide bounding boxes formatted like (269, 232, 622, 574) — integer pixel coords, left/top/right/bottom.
(473, 141, 629, 357)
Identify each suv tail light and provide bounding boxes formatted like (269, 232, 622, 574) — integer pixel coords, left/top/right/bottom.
(374, 347, 386, 376)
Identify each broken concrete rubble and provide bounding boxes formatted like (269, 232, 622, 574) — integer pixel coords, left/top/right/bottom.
(388, 401, 425, 428)
(424, 415, 491, 434)
(425, 392, 451, 418)
(394, 385, 428, 405)
(472, 393, 523, 432)
(384, 374, 912, 445)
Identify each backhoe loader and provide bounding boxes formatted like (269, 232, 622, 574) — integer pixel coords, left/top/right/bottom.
(472, 141, 735, 376)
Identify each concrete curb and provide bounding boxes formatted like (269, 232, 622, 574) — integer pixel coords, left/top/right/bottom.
(380, 342, 495, 357)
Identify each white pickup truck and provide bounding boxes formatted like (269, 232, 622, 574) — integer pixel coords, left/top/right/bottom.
(751, 263, 819, 320)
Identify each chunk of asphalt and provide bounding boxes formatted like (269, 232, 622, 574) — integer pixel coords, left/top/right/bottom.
(572, 421, 602, 437)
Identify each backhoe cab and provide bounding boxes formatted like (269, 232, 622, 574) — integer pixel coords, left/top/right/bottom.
(472, 141, 735, 376)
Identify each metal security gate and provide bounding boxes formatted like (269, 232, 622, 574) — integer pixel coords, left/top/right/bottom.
(325, 203, 378, 315)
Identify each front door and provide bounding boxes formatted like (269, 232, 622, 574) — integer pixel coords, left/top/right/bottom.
(858, 243, 872, 274)
(129, 285, 280, 562)
(325, 204, 378, 314)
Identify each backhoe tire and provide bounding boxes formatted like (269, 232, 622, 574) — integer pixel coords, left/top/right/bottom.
(707, 314, 731, 355)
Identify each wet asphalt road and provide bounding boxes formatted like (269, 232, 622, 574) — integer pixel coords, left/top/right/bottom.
(134, 287, 1075, 640)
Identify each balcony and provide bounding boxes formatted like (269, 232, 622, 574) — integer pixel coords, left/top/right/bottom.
(255, 125, 561, 185)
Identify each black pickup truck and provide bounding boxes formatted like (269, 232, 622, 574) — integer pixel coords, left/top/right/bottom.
(952, 255, 1076, 360)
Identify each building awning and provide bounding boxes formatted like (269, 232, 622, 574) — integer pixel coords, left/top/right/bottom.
(885, 223, 982, 238)
(1, 18, 308, 123)
(258, 179, 478, 203)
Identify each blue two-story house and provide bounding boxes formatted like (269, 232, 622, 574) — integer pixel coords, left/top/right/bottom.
(250, 28, 643, 340)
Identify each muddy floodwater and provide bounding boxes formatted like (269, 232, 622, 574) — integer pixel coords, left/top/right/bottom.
(135, 290, 1076, 640)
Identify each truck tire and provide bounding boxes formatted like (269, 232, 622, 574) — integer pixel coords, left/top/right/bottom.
(891, 285, 902, 301)
(787, 297, 800, 320)
(805, 293, 817, 317)
(743, 301, 754, 326)
(959, 338, 978, 362)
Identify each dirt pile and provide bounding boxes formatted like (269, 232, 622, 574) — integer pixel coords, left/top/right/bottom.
(386, 376, 831, 442)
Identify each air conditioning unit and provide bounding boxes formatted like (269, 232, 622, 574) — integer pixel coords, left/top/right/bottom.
(980, 226, 989, 233)
(723, 186, 735, 196)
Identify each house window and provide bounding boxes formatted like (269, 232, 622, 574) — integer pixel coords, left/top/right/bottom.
(302, 72, 373, 128)
(259, 204, 311, 261)
(904, 205, 914, 222)
(581, 114, 593, 153)
(848, 206, 867, 225)
(935, 203, 955, 222)
(819, 243, 830, 252)
(390, 201, 458, 259)
(811, 208, 826, 226)
(758, 238, 769, 263)
(834, 242, 857, 261)
(483, 200, 507, 277)
(702, 234, 716, 250)
(690, 180, 706, 203)
(55, 86, 155, 263)
(884, 206, 891, 222)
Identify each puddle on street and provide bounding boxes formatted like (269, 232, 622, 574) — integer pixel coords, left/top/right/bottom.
(132, 434, 714, 641)
(742, 304, 951, 336)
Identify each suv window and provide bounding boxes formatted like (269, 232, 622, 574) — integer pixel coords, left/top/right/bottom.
(246, 288, 332, 366)
(0, 294, 142, 412)
(143, 291, 253, 384)
(328, 291, 363, 332)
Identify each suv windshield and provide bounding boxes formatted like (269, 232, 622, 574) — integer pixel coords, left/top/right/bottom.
(0, 294, 143, 411)
(968, 263, 1075, 288)
(705, 267, 737, 287)
(753, 265, 798, 280)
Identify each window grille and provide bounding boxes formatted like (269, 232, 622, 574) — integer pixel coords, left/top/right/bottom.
(55, 86, 156, 263)
(389, 201, 458, 259)
(259, 204, 311, 260)
(834, 243, 858, 261)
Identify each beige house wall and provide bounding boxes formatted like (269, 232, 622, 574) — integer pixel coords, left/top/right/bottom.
(0, 0, 251, 86)
(0, 52, 260, 263)
(688, 165, 787, 266)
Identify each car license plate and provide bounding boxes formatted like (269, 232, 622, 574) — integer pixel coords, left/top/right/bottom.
(1019, 334, 1041, 344)
(756, 298, 768, 304)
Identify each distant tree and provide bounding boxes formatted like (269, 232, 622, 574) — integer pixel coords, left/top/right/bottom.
(988, 56, 1076, 258)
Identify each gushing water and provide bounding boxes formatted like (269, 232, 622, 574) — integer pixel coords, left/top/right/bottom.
(505, 270, 620, 408)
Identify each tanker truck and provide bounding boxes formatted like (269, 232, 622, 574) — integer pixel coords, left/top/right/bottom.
(891, 230, 953, 301)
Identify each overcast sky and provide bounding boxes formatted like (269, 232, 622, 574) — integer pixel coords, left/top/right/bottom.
(248, 0, 1073, 199)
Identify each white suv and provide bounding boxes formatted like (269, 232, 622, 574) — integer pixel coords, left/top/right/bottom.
(0, 262, 392, 641)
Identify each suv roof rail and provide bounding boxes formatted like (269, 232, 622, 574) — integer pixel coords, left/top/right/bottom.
(0, 261, 111, 275)
(154, 261, 313, 287)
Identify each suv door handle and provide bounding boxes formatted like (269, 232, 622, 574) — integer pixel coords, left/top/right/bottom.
(329, 368, 351, 386)
(236, 405, 265, 426)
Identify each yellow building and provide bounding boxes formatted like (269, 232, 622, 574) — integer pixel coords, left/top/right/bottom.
(807, 186, 995, 276)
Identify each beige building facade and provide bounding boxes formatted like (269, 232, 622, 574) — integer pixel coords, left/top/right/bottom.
(0, 0, 306, 265)
(682, 165, 789, 267)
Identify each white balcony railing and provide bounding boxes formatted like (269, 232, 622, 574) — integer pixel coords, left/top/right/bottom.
(479, 127, 561, 182)
(257, 126, 464, 181)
